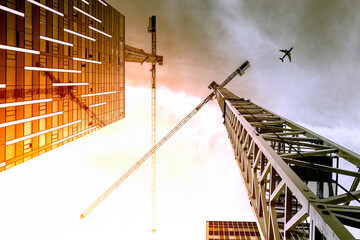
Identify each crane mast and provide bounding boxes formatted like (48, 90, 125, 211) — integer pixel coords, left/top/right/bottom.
(209, 84, 360, 239)
(79, 61, 250, 219)
(123, 17, 163, 233)
(148, 16, 157, 233)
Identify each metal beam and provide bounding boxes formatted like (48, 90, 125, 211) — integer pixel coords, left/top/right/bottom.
(280, 149, 338, 158)
(321, 190, 360, 204)
(283, 158, 360, 178)
(124, 44, 163, 64)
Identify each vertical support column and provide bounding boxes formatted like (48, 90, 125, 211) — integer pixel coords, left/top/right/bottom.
(284, 187, 293, 239)
(32, 0, 40, 158)
(148, 15, 156, 234)
(16, 0, 25, 160)
(268, 167, 276, 240)
(268, 166, 281, 240)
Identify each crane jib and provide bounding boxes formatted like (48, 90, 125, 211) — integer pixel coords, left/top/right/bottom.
(80, 60, 250, 219)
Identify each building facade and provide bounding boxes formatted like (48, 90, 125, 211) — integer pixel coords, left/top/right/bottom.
(0, 0, 125, 171)
(206, 221, 262, 240)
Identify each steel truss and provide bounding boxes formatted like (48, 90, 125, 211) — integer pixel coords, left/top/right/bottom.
(210, 85, 360, 240)
(124, 44, 163, 65)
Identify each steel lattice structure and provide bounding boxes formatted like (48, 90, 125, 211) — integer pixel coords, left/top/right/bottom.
(210, 84, 360, 240)
(124, 44, 163, 65)
(148, 15, 157, 233)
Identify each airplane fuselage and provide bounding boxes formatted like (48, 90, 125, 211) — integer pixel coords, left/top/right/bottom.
(279, 47, 293, 62)
(282, 47, 293, 57)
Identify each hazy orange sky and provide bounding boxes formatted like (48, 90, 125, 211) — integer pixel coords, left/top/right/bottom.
(1, 0, 360, 239)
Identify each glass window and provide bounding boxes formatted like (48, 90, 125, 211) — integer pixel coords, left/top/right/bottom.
(6, 144, 15, 160)
(6, 125, 15, 141)
(39, 134, 45, 147)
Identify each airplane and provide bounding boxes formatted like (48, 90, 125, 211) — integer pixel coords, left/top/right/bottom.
(279, 47, 293, 62)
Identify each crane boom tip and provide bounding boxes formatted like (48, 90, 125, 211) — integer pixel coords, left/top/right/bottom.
(80, 214, 85, 219)
(239, 61, 250, 73)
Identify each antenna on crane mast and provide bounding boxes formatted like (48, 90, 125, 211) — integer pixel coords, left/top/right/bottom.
(79, 61, 250, 220)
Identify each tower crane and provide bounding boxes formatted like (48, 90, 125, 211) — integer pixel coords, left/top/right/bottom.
(124, 16, 163, 233)
(79, 61, 250, 219)
(148, 15, 157, 233)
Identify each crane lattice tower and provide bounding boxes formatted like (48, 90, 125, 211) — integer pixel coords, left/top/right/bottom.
(209, 82, 360, 240)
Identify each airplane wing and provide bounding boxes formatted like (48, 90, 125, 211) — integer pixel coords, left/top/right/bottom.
(279, 49, 287, 53)
(288, 53, 292, 62)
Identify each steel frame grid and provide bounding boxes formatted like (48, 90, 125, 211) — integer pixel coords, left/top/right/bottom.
(0, 0, 125, 171)
(212, 86, 360, 240)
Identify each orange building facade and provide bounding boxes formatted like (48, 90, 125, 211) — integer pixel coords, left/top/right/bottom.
(0, 0, 125, 171)
(206, 221, 262, 240)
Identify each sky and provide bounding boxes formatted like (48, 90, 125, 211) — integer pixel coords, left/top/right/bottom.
(1, 0, 360, 239)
